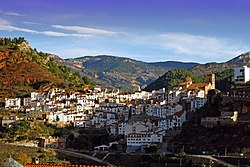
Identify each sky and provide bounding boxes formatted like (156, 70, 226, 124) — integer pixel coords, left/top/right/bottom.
(1, 0, 250, 63)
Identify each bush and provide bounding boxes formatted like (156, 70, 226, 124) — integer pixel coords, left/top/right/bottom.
(16, 135, 28, 141)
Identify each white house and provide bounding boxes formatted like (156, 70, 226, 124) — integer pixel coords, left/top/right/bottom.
(126, 132, 163, 153)
(118, 122, 126, 135)
(173, 111, 187, 128)
(234, 66, 250, 83)
(146, 104, 167, 118)
(31, 92, 39, 101)
(125, 123, 150, 135)
(190, 97, 207, 112)
(158, 118, 174, 130)
(5, 98, 21, 110)
(167, 103, 183, 115)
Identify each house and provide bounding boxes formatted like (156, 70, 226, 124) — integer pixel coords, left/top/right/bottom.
(146, 104, 167, 118)
(5, 98, 21, 110)
(0, 114, 19, 127)
(178, 74, 215, 96)
(125, 123, 150, 136)
(201, 117, 219, 128)
(126, 132, 163, 153)
(125, 115, 159, 135)
(234, 66, 250, 84)
(108, 123, 117, 135)
(118, 122, 126, 135)
(74, 115, 87, 127)
(201, 111, 238, 128)
(94, 144, 109, 152)
(167, 103, 183, 115)
(172, 111, 186, 128)
(23, 98, 31, 107)
(190, 97, 207, 112)
(38, 136, 66, 149)
(158, 117, 174, 130)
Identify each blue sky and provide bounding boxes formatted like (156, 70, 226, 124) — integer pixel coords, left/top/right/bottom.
(1, 0, 250, 63)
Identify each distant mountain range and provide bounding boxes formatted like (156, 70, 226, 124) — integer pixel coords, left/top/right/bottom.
(62, 55, 198, 91)
(145, 52, 250, 92)
(147, 61, 198, 70)
(62, 52, 250, 92)
(2, 37, 250, 95)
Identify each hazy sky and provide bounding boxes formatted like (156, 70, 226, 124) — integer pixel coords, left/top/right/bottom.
(1, 0, 250, 63)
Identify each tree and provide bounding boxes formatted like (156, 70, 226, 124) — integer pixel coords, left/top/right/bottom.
(56, 115, 60, 122)
(19, 152, 29, 165)
(144, 145, 158, 153)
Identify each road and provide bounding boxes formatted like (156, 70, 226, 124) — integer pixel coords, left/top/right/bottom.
(188, 154, 237, 167)
(6, 143, 116, 166)
(56, 148, 115, 166)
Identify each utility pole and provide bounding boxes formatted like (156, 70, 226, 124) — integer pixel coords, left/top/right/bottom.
(225, 147, 227, 156)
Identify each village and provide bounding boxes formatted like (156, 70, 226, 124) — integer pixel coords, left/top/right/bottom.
(0, 72, 213, 152)
(1, 69, 244, 154)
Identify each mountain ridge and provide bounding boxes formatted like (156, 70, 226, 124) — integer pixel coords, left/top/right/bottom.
(144, 51, 250, 92)
(2, 37, 250, 94)
(63, 55, 199, 91)
(62, 51, 250, 92)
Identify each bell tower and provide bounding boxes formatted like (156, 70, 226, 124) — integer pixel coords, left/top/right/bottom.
(207, 73, 215, 89)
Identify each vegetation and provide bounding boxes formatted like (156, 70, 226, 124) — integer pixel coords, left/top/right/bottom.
(215, 69, 234, 93)
(0, 143, 64, 167)
(144, 66, 234, 93)
(0, 37, 25, 50)
(0, 119, 71, 142)
(144, 68, 205, 91)
(0, 37, 94, 98)
(64, 55, 198, 92)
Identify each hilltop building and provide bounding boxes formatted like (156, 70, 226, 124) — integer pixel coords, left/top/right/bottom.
(178, 73, 215, 96)
(234, 65, 250, 84)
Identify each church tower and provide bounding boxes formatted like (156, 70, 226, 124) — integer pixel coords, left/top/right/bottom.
(207, 73, 215, 89)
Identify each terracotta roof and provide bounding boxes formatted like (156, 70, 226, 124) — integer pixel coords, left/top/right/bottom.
(187, 83, 208, 90)
(25, 164, 121, 167)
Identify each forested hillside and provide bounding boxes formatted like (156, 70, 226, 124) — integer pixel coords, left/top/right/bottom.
(0, 37, 94, 99)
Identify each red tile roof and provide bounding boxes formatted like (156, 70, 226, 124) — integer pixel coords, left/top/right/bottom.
(25, 164, 123, 167)
(187, 83, 208, 90)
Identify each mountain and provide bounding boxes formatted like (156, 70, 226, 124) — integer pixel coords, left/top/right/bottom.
(0, 37, 93, 99)
(227, 51, 250, 65)
(63, 56, 198, 91)
(189, 51, 250, 77)
(147, 61, 199, 70)
(144, 68, 205, 91)
(144, 51, 250, 92)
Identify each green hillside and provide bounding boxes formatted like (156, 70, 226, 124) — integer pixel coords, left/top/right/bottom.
(144, 68, 205, 91)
